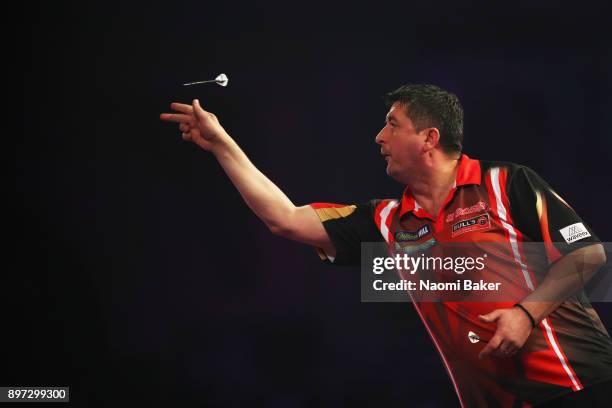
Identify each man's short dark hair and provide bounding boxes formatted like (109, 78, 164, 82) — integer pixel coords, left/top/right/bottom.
(384, 84, 464, 154)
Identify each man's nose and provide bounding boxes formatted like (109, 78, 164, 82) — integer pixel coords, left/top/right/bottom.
(375, 127, 386, 145)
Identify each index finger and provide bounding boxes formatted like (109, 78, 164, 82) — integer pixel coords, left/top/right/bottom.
(479, 334, 502, 359)
(159, 113, 193, 124)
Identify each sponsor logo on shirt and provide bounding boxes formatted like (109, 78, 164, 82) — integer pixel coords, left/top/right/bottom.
(451, 214, 490, 237)
(468, 331, 481, 344)
(559, 222, 591, 244)
(394, 237, 437, 255)
(395, 224, 431, 242)
(446, 200, 488, 223)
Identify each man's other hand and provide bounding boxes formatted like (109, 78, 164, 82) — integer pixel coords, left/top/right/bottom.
(478, 307, 534, 359)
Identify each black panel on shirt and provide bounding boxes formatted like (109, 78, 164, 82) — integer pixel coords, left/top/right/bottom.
(320, 199, 385, 266)
(506, 165, 600, 256)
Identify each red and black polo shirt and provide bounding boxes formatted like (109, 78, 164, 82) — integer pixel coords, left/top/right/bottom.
(310, 154, 612, 407)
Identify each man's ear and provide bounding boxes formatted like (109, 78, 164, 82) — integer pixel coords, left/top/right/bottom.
(423, 128, 441, 152)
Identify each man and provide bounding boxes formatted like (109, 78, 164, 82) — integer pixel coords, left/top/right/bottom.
(161, 84, 612, 407)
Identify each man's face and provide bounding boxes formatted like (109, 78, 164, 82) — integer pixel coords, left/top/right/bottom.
(375, 102, 426, 183)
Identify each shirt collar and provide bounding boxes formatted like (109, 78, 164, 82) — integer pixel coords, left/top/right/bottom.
(398, 154, 481, 219)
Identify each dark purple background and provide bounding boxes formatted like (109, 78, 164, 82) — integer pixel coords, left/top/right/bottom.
(16, 1, 612, 406)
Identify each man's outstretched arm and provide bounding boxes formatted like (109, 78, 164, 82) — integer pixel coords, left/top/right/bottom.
(160, 100, 335, 257)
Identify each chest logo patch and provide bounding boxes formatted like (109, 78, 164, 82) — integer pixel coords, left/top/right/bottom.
(446, 200, 488, 223)
(451, 214, 490, 237)
(394, 238, 437, 256)
(395, 224, 432, 242)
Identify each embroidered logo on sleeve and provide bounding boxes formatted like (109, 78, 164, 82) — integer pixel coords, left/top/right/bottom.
(559, 223, 591, 244)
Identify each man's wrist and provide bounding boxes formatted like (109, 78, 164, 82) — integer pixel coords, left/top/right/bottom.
(514, 303, 537, 329)
(209, 132, 234, 156)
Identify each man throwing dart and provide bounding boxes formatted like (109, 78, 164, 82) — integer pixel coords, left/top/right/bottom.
(161, 84, 612, 407)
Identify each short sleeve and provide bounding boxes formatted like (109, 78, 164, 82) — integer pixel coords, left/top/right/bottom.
(507, 166, 600, 259)
(309, 200, 384, 266)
